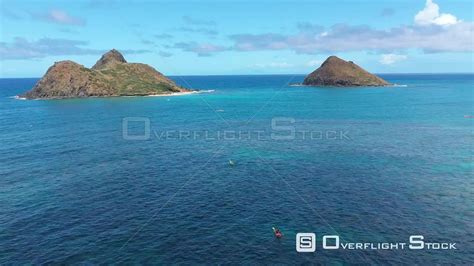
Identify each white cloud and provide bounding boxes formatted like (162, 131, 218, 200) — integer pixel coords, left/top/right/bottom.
(182, 16, 216, 26)
(229, 21, 473, 54)
(379, 54, 408, 65)
(252, 60, 326, 69)
(227, 0, 469, 55)
(33, 9, 85, 26)
(253, 62, 293, 68)
(174, 0, 472, 56)
(306, 59, 322, 67)
(414, 0, 459, 26)
(0, 38, 149, 60)
(173, 42, 228, 56)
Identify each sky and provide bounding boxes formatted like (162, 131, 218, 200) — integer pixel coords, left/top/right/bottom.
(0, 0, 473, 77)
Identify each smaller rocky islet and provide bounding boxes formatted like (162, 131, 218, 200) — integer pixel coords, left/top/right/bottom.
(302, 56, 390, 87)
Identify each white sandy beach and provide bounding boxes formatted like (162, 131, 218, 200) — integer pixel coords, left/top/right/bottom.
(13, 89, 215, 100)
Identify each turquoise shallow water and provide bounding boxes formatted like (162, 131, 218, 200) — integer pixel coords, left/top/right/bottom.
(0, 74, 473, 264)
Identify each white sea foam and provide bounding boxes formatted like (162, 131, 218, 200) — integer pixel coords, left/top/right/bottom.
(12, 95, 27, 100)
(147, 89, 214, 97)
(289, 83, 305, 87)
(11, 90, 215, 100)
(391, 84, 408, 87)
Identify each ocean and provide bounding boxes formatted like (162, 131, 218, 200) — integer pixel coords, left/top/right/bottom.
(0, 74, 473, 264)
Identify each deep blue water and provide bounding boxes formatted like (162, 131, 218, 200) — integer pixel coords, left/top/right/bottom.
(0, 74, 473, 264)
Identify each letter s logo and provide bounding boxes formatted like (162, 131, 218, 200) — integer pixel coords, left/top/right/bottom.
(271, 117, 295, 140)
(409, 235, 424, 250)
(296, 233, 316, 252)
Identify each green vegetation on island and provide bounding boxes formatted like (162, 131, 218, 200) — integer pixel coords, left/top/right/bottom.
(22, 49, 188, 99)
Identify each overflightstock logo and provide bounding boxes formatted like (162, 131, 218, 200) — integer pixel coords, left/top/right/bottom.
(296, 234, 457, 253)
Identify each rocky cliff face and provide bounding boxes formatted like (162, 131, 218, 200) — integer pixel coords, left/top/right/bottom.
(303, 56, 390, 87)
(92, 49, 127, 70)
(22, 49, 188, 99)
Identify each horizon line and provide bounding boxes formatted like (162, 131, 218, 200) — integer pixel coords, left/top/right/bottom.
(1, 72, 473, 79)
